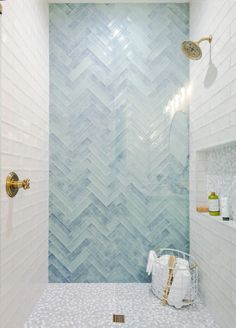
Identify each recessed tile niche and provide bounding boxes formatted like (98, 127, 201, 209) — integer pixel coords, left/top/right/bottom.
(196, 142, 236, 220)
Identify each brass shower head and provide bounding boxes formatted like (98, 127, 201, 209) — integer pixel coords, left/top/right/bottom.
(181, 35, 212, 60)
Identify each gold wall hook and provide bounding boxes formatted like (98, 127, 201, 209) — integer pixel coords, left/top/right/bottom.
(6, 172, 30, 198)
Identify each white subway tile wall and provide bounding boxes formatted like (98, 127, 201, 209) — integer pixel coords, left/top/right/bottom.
(0, 1, 49, 328)
(190, 1, 236, 328)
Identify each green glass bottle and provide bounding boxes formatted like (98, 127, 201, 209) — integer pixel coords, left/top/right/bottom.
(208, 192, 220, 216)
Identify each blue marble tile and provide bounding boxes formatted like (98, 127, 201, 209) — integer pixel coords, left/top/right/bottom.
(49, 3, 189, 283)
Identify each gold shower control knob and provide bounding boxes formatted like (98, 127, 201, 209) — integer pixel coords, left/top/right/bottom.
(16, 178, 30, 190)
(6, 172, 30, 198)
(22, 179, 30, 190)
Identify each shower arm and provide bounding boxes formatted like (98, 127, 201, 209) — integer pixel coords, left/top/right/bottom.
(197, 35, 212, 45)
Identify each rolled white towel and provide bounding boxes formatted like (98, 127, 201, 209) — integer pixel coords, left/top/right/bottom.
(176, 258, 189, 269)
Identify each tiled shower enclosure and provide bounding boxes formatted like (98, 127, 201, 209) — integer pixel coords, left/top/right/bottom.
(49, 3, 189, 283)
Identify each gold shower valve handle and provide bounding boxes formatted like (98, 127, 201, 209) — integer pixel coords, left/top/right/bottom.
(6, 172, 30, 197)
(12, 178, 30, 190)
(22, 178, 30, 190)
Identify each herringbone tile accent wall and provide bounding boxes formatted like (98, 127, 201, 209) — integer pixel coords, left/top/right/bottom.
(49, 3, 189, 283)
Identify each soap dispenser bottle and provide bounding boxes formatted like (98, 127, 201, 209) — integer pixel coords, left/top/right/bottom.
(208, 192, 220, 216)
(220, 197, 230, 221)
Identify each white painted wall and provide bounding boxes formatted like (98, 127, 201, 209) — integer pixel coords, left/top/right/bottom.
(190, 1, 236, 328)
(0, 1, 49, 328)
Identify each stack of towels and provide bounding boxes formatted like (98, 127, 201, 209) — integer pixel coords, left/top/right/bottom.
(146, 251, 191, 309)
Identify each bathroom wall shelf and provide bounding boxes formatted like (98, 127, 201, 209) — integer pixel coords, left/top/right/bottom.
(195, 141, 236, 221)
(195, 212, 236, 231)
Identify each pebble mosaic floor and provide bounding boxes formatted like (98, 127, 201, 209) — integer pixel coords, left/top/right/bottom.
(25, 284, 219, 328)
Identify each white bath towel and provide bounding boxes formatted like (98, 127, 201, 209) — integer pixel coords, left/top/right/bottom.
(168, 259, 191, 308)
(152, 255, 170, 298)
(146, 250, 157, 275)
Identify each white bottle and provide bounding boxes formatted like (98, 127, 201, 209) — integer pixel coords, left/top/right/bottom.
(220, 197, 230, 221)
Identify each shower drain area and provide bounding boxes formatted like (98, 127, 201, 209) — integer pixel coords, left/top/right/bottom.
(113, 314, 125, 323)
(25, 284, 219, 328)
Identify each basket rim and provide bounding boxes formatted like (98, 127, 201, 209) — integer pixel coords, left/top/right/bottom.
(154, 248, 198, 266)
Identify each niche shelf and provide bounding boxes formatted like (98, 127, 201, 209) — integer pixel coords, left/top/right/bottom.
(196, 141, 236, 220)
